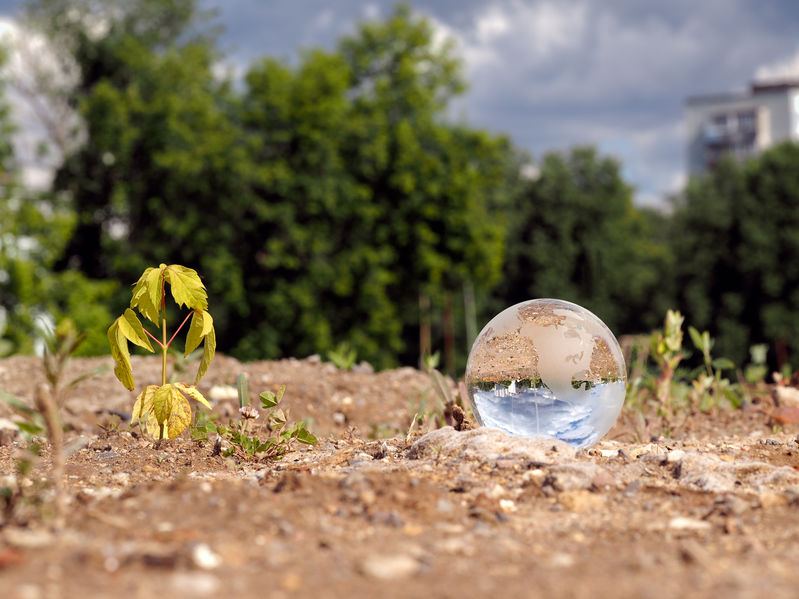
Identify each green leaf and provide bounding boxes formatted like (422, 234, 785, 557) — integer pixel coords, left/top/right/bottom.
(0, 389, 38, 418)
(270, 408, 286, 429)
(294, 426, 318, 445)
(17, 422, 43, 435)
(174, 382, 212, 410)
(712, 357, 736, 370)
(165, 264, 208, 311)
(259, 391, 277, 408)
(688, 326, 705, 352)
(185, 310, 213, 357)
(194, 326, 216, 385)
(275, 385, 285, 404)
(117, 309, 155, 352)
(237, 373, 249, 407)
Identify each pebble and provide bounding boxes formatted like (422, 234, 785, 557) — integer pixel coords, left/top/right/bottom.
(332, 412, 346, 426)
(666, 449, 687, 463)
(668, 517, 712, 531)
(557, 490, 604, 511)
(191, 543, 222, 570)
(209, 385, 238, 402)
(171, 572, 220, 596)
(360, 554, 420, 580)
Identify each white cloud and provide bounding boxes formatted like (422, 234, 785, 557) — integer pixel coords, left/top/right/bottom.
(755, 49, 799, 82)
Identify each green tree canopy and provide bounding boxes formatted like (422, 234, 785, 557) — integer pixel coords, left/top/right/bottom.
(497, 146, 673, 335)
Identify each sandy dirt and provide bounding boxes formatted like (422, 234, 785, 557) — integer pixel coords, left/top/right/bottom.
(1, 355, 799, 599)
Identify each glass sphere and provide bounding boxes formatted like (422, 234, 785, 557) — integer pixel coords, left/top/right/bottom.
(465, 299, 626, 448)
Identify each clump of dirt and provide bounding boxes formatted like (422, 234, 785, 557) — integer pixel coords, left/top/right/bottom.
(1, 356, 799, 599)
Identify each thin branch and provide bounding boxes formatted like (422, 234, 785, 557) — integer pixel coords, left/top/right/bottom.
(144, 328, 165, 349)
(166, 310, 194, 348)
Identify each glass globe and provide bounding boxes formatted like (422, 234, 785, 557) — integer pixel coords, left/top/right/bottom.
(465, 299, 626, 448)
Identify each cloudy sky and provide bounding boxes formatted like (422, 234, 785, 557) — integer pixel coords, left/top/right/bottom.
(2, 0, 799, 206)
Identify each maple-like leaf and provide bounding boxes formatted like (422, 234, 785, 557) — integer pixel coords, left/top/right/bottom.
(184, 309, 213, 357)
(195, 326, 216, 385)
(108, 309, 155, 390)
(164, 265, 208, 311)
(174, 382, 212, 410)
(130, 265, 164, 324)
(108, 320, 134, 390)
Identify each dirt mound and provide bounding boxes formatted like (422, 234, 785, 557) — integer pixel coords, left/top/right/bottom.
(1, 356, 799, 598)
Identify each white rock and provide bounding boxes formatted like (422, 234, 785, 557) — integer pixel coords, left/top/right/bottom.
(774, 386, 799, 407)
(361, 554, 419, 580)
(208, 385, 238, 402)
(666, 449, 687, 463)
(668, 517, 711, 531)
(191, 543, 222, 570)
(410, 427, 573, 463)
(171, 572, 220, 596)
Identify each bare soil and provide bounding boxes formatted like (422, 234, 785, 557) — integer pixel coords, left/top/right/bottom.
(1, 355, 799, 599)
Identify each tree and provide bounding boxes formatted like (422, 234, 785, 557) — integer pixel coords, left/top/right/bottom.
(497, 146, 672, 336)
(0, 45, 115, 355)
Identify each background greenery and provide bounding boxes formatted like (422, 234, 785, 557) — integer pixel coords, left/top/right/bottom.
(0, 0, 795, 373)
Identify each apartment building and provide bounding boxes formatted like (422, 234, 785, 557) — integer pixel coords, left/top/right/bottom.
(685, 80, 799, 175)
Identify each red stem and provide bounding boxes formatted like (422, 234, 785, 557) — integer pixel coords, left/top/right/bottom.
(144, 328, 165, 349)
(166, 311, 195, 348)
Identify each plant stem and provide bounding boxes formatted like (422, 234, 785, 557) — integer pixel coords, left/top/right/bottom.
(161, 315, 168, 387)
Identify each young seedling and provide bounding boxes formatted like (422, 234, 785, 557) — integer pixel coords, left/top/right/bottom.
(650, 309, 684, 419)
(108, 264, 215, 445)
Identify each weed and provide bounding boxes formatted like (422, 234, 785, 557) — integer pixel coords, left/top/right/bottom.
(108, 264, 214, 445)
(328, 341, 357, 370)
(650, 309, 685, 419)
(199, 380, 318, 461)
(687, 326, 741, 410)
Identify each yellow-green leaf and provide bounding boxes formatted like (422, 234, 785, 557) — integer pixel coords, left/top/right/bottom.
(195, 326, 216, 385)
(152, 384, 173, 425)
(131, 385, 159, 421)
(174, 382, 211, 410)
(184, 310, 213, 357)
(118, 309, 154, 352)
(130, 266, 165, 323)
(165, 390, 191, 438)
(108, 321, 134, 390)
(165, 265, 207, 311)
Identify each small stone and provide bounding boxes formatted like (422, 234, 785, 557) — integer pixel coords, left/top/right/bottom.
(191, 543, 222, 570)
(774, 386, 799, 407)
(499, 499, 517, 513)
(666, 449, 687, 463)
(599, 449, 618, 458)
(4, 528, 54, 549)
(549, 553, 575, 568)
(351, 361, 374, 374)
(558, 490, 604, 511)
(281, 573, 302, 592)
(171, 572, 219, 596)
(360, 554, 420, 580)
(97, 451, 119, 460)
(758, 491, 787, 509)
(668, 517, 712, 531)
(208, 385, 238, 402)
(332, 412, 346, 426)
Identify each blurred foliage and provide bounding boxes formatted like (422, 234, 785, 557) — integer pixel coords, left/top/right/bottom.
(0, 39, 115, 355)
(672, 144, 799, 368)
(2, 0, 799, 374)
(495, 147, 673, 335)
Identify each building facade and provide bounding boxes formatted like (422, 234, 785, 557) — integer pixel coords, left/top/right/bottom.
(685, 80, 799, 175)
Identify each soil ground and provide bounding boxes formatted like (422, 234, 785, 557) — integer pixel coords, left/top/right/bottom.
(1, 355, 799, 599)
